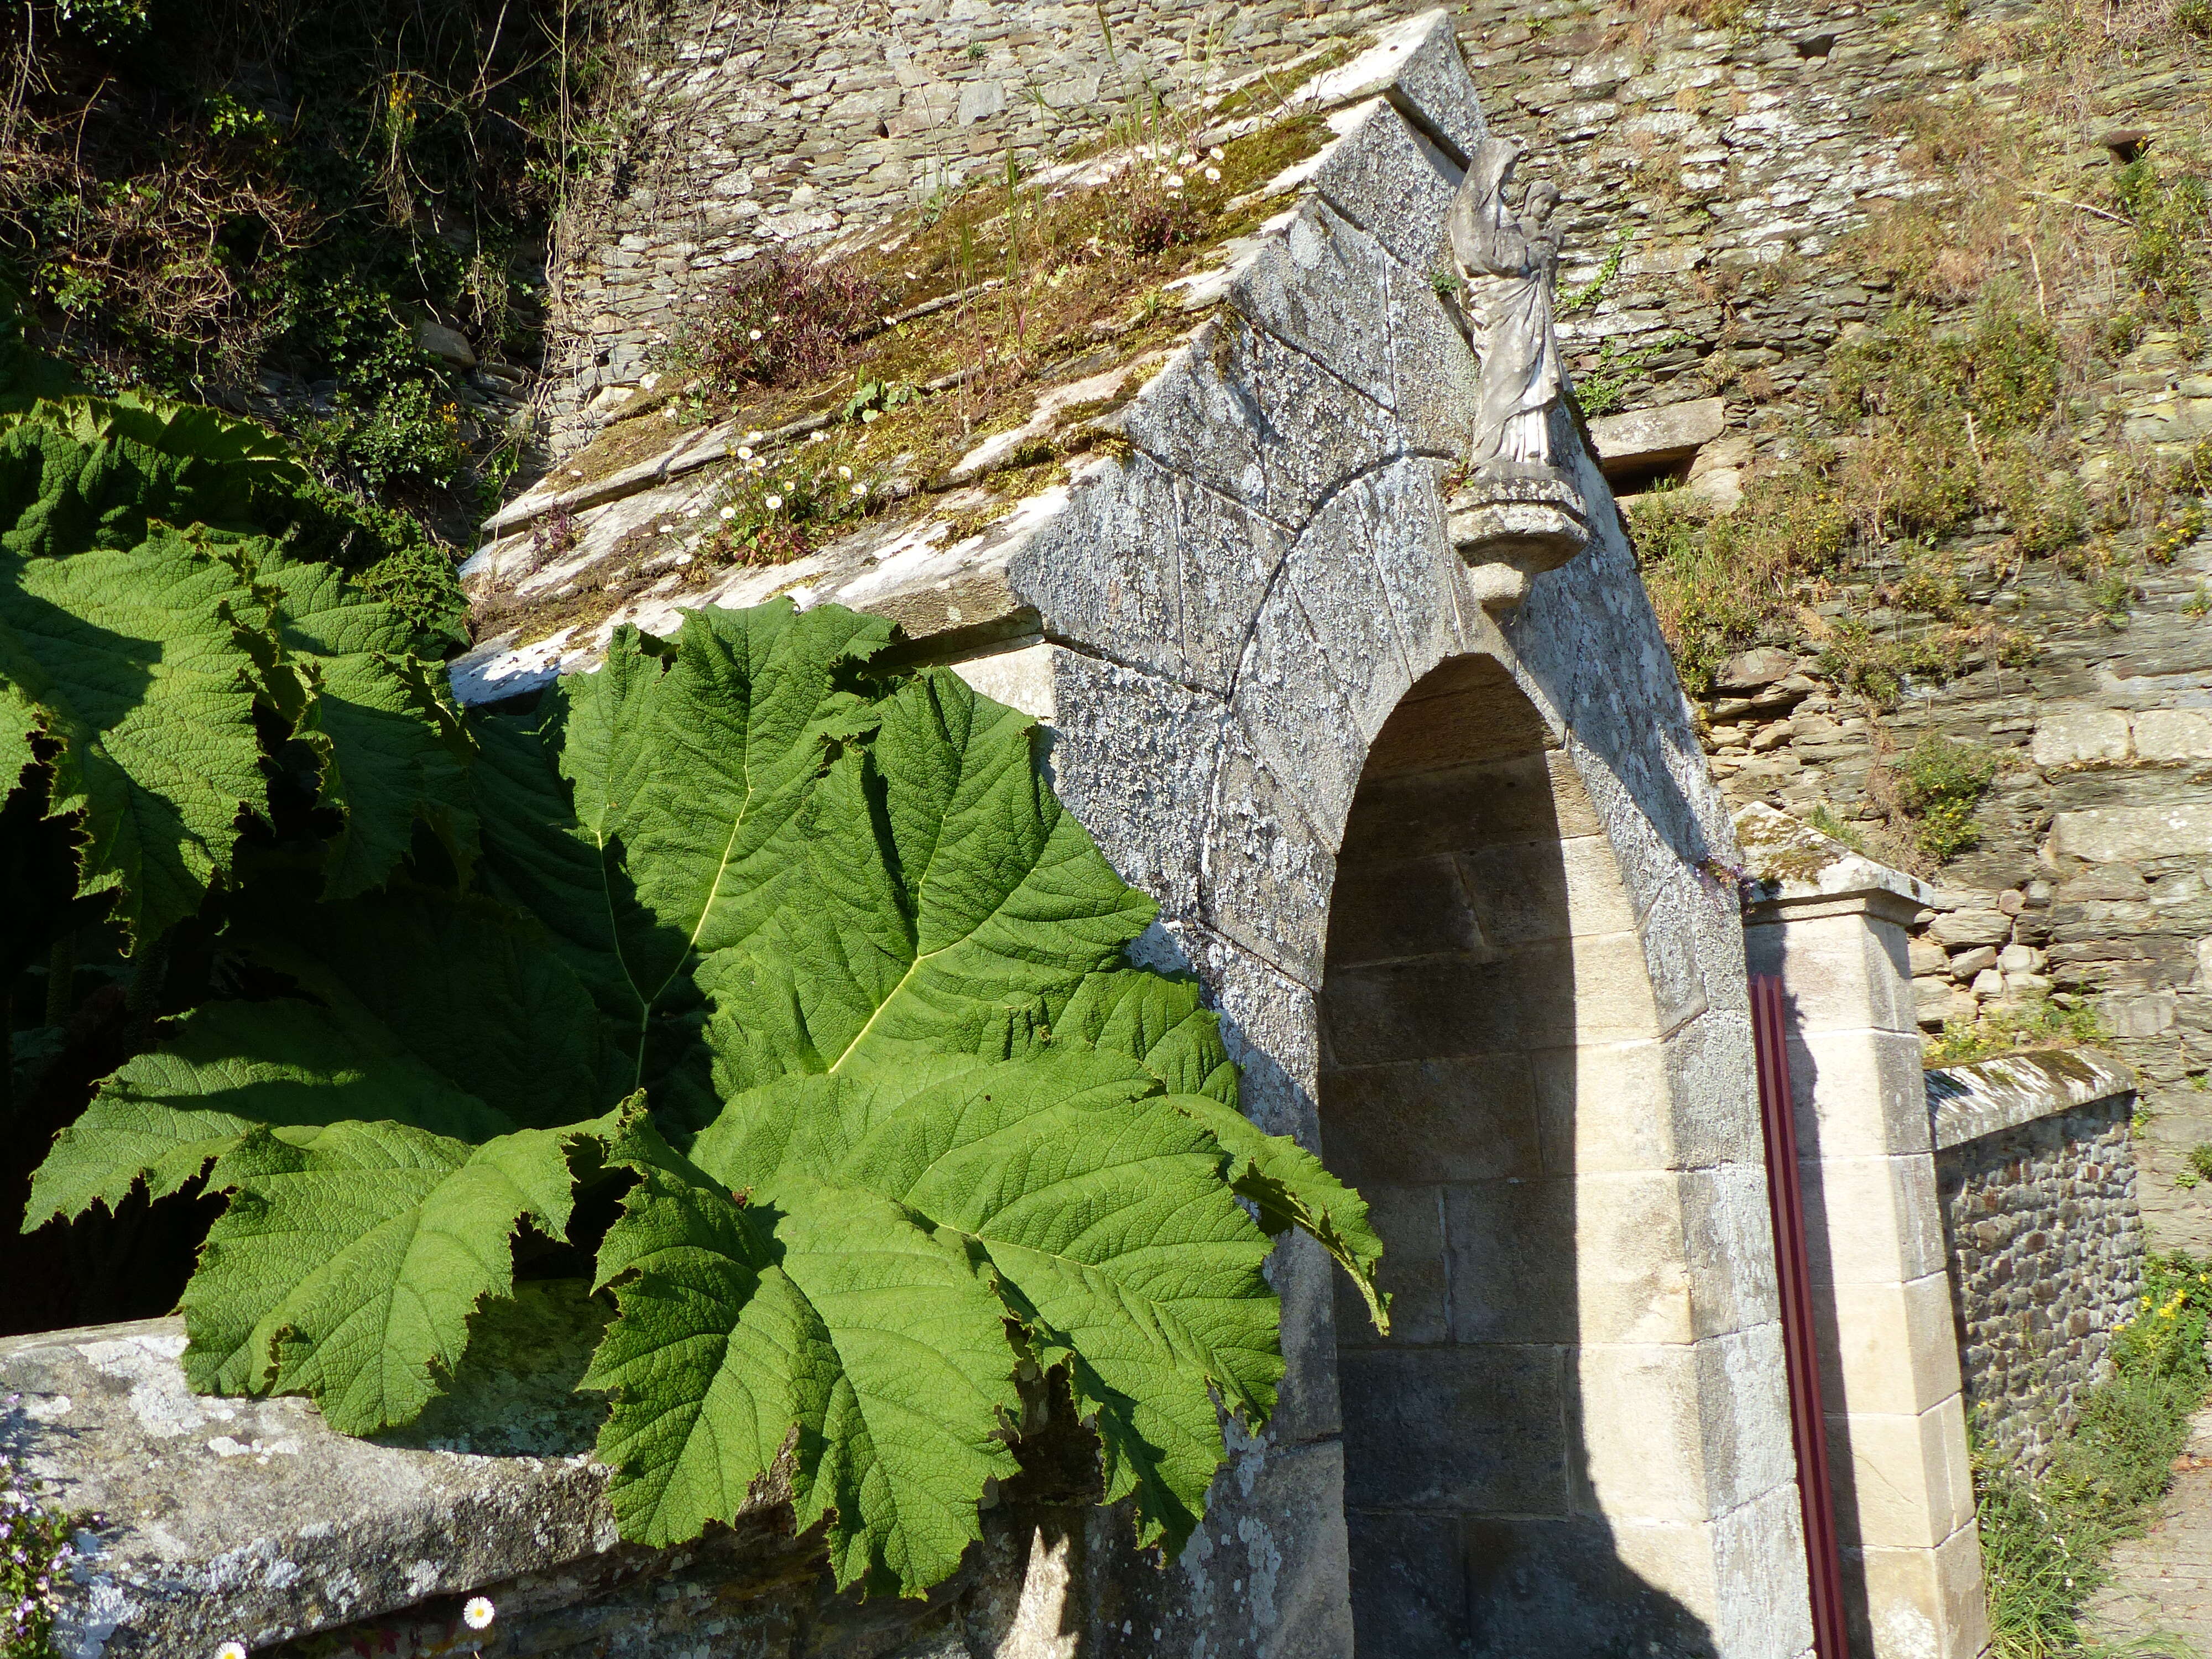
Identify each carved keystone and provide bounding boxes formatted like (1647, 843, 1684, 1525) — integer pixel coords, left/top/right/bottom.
(1447, 462, 1592, 613)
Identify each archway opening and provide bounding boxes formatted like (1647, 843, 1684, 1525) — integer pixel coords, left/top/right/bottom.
(1321, 654, 1714, 1655)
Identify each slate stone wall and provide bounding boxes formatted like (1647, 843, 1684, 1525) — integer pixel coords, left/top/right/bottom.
(1935, 1087, 2146, 1478)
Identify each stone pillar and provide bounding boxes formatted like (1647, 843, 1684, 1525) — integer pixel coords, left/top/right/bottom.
(1735, 806, 1990, 1659)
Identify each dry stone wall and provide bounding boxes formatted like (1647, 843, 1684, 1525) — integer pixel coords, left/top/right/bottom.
(1928, 1053, 2146, 1477)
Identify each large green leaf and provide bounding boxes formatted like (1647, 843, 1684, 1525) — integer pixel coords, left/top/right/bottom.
(181, 1114, 597, 1433)
(253, 552, 476, 897)
(24, 996, 519, 1228)
(1055, 971, 1389, 1333)
(703, 667, 1157, 1092)
(585, 1119, 1024, 1589)
(472, 600, 894, 1113)
(0, 526, 274, 942)
(24, 889, 604, 1229)
(592, 1051, 1280, 1577)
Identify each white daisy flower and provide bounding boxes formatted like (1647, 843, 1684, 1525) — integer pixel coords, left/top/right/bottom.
(810, 430, 828, 444)
(764, 495, 783, 510)
(463, 1595, 496, 1629)
(745, 429, 764, 442)
(719, 505, 738, 520)
(217, 1644, 249, 1659)
(1208, 145, 1224, 161)
(851, 481, 868, 497)
(749, 328, 764, 340)
(1165, 174, 1184, 190)
(736, 445, 754, 460)
(837, 465, 853, 479)
(1204, 166, 1220, 181)
(1177, 150, 1197, 165)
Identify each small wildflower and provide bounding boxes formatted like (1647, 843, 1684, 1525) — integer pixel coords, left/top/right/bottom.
(749, 328, 764, 340)
(736, 445, 754, 460)
(719, 505, 738, 520)
(1165, 174, 1185, 191)
(837, 465, 853, 479)
(745, 429, 764, 442)
(810, 429, 828, 444)
(1204, 166, 1221, 182)
(217, 1644, 249, 1659)
(463, 1595, 497, 1629)
(1208, 145, 1224, 161)
(851, 482, 868, 497)
(764, 495, 783, 511)
(1177, 150, 1197, 165)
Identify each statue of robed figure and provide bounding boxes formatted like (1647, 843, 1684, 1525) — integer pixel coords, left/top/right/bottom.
(1438, 137, 1590, 610)
(1446, 138, 1566, 470)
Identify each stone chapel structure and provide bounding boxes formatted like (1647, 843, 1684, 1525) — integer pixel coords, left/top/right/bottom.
(9, 9, 2158, 1657)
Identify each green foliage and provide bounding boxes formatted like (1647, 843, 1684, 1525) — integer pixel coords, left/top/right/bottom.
(1977, 1251, 2212, 1658)
(1891, 733, 1997, 862)
(1926, 994, 2109, 1066)
(13, 569, 1384, 1593)
(1, 1450, 75, 1659)
(1574, 331, 1691, 418)
(1629, 472, 1849, 693)
(2114, 158, 2212, 320)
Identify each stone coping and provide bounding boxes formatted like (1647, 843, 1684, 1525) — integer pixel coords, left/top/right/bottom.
(0, 1285, 738, 1656)
(1925, 1048, 2140, 1151)
(1733, 801, 1940, 922)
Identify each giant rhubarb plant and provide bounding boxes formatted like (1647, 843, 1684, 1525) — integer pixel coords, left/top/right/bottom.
(8, 368, 1385, 1592)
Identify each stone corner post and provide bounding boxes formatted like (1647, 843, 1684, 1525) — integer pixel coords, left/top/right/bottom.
(1734, 806, 1991, 1659)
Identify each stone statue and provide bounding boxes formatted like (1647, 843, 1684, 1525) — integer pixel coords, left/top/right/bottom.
(1447, 138, 1566, 471)
(1439, 138, 1589, 611)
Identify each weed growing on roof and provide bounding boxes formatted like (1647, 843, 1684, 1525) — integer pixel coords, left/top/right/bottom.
(1976, 1251, 2212, 1658)
(677, 252, 889, 395)
(696, 440, 883, 571)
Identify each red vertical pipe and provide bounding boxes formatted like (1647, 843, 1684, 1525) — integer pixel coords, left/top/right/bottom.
(1751, 972, 1853, 1659)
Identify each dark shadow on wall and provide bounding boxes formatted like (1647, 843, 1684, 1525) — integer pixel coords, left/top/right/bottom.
(1319, 655, 1718, 1658)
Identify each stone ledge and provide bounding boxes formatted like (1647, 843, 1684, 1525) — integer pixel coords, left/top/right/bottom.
(0, 1287, 653, 1656)
(1925, 1049, 2139, 1151)
(1734, 802, 1939, 926)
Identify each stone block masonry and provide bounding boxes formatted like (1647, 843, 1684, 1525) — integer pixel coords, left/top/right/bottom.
(1929, 1052, 2147, 1479)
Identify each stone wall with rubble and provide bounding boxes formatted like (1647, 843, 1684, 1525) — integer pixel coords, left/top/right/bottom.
(1928, 1052, 2146, 1478)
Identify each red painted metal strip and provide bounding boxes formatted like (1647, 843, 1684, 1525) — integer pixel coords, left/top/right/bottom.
(1751, 973, 1853, 1659)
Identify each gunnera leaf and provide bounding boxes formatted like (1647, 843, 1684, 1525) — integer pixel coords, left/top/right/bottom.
(472, 599, 896, 1119)
(584, 1116, 1025, 1590)
(180, 1113, 609, 1434)
(702, 665, 1157, 1092)
(590, 1051, 1281, 1582)
(1055, 971, 1389, 1333)
(0, 525, 276, 943)
(25, 887, 606, 1228)
(251, 551, 477, 896)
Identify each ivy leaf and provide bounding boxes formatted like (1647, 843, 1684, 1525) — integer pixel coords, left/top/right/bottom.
(585, 1120, 1024, 1591)
(252, 552, 477, 897)
(181, 1114, 601, 1433)
(0, 526, 274, 943)
(664, 1051, 1280, 1566)
(1056, 972, 1390, 1334)
(704, 667, 1157, 1091)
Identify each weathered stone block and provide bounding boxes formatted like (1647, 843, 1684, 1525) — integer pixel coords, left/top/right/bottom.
(1338, 1346, 1571, 1513)
(2029, 707, 2131, 767)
